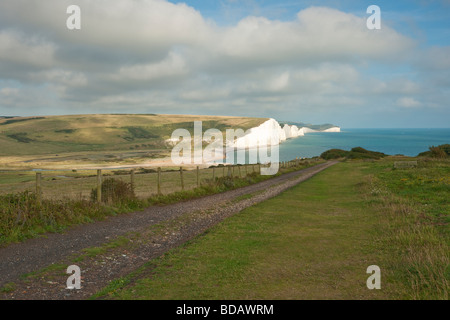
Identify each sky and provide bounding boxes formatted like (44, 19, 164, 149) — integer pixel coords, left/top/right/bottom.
(0, 0, 449, 128)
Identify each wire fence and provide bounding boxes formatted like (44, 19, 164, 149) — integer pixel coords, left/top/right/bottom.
(0, 158, 314, 203)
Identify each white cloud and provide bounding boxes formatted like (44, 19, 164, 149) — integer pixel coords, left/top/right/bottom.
(0, 0, 446, 127)
(29, 69, 88, 87)
(215, 7, 414, 65)
(0, 30, 55, 69)
(397, 97, 422, 108)
(112, 52, 189, 82)
(418, 46, 450, 71)
(268, 72, 290, 92)
(0, 87, 19, 96)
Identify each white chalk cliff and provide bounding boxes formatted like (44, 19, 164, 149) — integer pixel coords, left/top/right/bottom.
(232, 118, 340, 149)
(322, 127, 341, 132)
(166, 118, 340, 149)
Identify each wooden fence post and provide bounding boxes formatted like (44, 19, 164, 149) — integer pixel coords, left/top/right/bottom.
(130, 170, 135, 192)
(197, 166, 200, 188)
(180, 167, 184, 191)
(227, 165, 232, 177)
(238, 165, 241, 178)
(35, 172, 42, 204)
(97, 169, 102, 203)
(157, 167, 161, 195)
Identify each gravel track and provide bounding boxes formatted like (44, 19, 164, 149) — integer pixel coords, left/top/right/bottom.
(0, 161, 337, 299)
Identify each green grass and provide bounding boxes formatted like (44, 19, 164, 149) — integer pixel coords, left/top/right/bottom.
(77, 236, 131, 260)
(93, 162, 392, 300)
(374, 159, 449, 228)
(360, 158, 449, 299)
(0, 282, 16, 293)
(93, 159, 449, 300)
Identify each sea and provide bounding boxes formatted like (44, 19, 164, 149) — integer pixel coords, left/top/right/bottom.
(225, 128, 450, 163)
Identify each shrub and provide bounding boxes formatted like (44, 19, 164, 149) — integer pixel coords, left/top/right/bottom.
(222, 177, 235, 188)
(429, 146, 447, 158)
(418, 144, 450, 158)
(320, 149, 349, 160)
(91, 178, 135, 203)
(321, 147, 387, 160)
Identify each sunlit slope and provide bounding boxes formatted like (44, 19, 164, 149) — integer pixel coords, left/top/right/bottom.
(0, 114, 267, 156)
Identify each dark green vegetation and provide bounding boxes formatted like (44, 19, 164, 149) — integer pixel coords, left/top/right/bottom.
(93, 158, 448, 300)
(320, 144, 450, 161)
(124, 127, 160, 140)
(0, 117, 45, 126)
(320, 147, 387, 160)
(54, 129, 77, 134)
(5, 132, 34, 143)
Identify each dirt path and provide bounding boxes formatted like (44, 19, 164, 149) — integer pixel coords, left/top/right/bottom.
(0, 161, 337, 300)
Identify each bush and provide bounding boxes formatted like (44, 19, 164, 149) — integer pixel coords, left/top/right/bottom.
(222, 177, 235, 188)
(321, 147, 387, 160)
(418, 144, 450, 158)
(91, 178, 136, 203)
(348, 147, 386, 159)
(429, 146, 447, 158)
(320, 149, 349, 160)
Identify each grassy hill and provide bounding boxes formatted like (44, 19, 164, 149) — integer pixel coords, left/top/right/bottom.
(0, 114, 267, 156)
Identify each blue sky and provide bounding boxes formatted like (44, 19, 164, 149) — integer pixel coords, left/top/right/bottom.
(177, 0, 450, 43)
(0, 0, 449, 128)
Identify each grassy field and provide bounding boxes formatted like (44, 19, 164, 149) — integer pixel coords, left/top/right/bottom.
(92, 159, 449, 300)
(360, 158, 449, 299)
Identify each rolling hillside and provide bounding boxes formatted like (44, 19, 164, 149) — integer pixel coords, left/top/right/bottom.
(0, 114, 268, 156)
